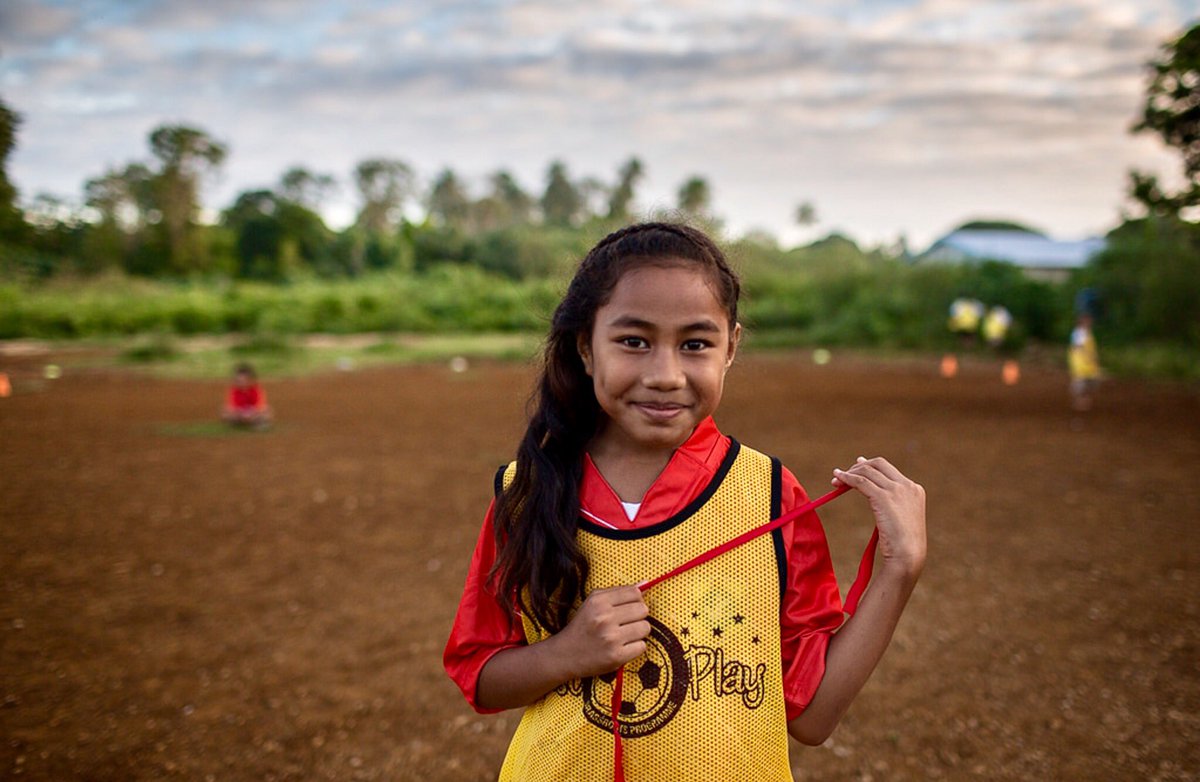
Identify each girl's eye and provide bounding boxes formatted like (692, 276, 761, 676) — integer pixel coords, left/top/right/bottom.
(619, 336, 649, 349)
(682, 339, 712, 351)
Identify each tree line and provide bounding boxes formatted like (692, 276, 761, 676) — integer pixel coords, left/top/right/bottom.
(0, 107, 778, 281)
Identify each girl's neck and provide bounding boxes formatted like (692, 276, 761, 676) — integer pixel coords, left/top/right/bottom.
(587, 427, 684, 503)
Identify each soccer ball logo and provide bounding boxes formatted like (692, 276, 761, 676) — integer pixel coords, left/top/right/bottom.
(581, 617, 688, 737)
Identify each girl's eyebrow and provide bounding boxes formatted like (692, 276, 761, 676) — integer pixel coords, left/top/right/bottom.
(607, 315, 655, 329)
(606, 315, 722, 333)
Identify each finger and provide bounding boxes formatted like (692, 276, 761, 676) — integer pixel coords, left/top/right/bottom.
(618, 620, 652, 642)
(833, 465, 890, 494)
(611, 601, 650, 625)
(621, 640, 648, 662)
(860, 456, 907, 482)
(598, 585, 648, 606)
(838, 462, 894, 492)
(832, 456, 873, 487)
(851, 462, 897, 489)
(832, 467, 867, 491)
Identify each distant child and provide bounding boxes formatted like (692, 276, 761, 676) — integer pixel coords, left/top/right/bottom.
(948, 297, 984, 347)
(444, 223, 927, 780)
(982, 305, 1013, 351)
(1069, 312, 1101, 411)
(221, 362, 272, 429)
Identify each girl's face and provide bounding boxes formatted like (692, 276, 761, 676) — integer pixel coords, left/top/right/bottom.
(578, 263, 740, 457)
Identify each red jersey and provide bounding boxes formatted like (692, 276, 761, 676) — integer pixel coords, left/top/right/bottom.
(226, 383, 266, 411)
(444, 417, 844, 720)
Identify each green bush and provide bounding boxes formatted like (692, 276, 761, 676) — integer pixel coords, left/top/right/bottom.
(1077, 217, 1200, 346)
(1102, 342, 1200, 380)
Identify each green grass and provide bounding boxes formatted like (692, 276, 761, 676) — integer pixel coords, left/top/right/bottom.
(361, 333, 541, 362)
(153, 421, 271, 438)
(0, 267, 560, 339)
(98, 331, 544, 379)
(121, 334, 184, 362)
(1099, 342, 1200, 381)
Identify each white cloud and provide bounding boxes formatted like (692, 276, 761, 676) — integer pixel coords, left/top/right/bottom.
(1, 0, 1193, 246)
(0, 0, 77, 46)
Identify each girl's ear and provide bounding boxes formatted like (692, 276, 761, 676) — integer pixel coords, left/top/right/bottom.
(725, 322, 742, 370)
(577, 333, 594, 376)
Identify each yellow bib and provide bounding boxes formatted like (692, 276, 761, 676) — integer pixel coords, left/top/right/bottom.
(498, 442, 794, 782)
(1069, 332, 1099, 379)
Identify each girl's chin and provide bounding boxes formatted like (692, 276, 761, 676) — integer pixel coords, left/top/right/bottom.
(622, 422, 694, 452)
(593, 411, 700, 454)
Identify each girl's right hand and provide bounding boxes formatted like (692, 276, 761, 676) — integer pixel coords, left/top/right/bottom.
(554, 585, 651, 679)
(473, 585, 650, 710)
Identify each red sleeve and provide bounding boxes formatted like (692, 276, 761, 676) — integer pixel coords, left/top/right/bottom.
(443, 498, 527, 713)
(251, 385, 266, 409)
(778, 466, 845, 720)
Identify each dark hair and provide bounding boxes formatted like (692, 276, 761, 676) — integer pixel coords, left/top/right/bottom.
(233, 362, 257, 378)
(490, 222, 740, 633)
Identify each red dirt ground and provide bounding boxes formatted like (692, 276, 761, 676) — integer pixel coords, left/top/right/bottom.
(1, 350, 1197, 781)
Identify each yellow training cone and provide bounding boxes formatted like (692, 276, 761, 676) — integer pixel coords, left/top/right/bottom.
(940, 354, 958, 378)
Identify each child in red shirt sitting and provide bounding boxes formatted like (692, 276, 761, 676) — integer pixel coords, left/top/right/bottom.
(221, 362, 272, 429)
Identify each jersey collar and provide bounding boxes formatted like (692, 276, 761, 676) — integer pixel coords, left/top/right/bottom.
(580, 416, 730, 529)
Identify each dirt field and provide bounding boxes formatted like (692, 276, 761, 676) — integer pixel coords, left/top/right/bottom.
(2, 349, 1198, 781)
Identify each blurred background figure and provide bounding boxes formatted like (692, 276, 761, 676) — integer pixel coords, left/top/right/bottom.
(982, 305, 1012, 351)
(221, 362, 273, 429)
(948, 297, 984, 348)
(1069, 312, 1101, 411)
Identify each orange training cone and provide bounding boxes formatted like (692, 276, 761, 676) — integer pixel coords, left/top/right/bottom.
(940, 354, 958, 378)
(0, 373, 10, 398)
(1002, 359, 1020, 386)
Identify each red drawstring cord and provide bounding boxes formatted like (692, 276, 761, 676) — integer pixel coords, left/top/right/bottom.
(637, 484, 851, 593)
(612, 667, 627, 782)
(609, 483, 878, 781)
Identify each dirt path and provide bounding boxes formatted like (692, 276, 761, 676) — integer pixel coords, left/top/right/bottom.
(2, 353, 1197, 780)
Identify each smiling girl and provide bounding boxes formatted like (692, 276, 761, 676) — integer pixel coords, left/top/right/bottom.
(444, 222, 926, 781)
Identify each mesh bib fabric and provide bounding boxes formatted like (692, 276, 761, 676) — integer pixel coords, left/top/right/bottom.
(497, 442, 794, 782)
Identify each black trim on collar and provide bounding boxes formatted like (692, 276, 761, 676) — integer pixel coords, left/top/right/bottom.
(493, 464, 509, 498)
(578, 439, 742, 540)
(770, 456, 787, 602)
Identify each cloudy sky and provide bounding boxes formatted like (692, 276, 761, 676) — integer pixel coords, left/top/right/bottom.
(1, 0, 1194, 248)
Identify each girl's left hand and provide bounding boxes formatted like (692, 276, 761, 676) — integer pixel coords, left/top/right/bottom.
(833, 456, 926, 578)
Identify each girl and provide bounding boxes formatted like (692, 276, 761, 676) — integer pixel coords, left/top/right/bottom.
(444, 223, 926, 780)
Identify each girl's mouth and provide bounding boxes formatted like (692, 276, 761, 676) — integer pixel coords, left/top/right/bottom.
(634, 402, 686, 421)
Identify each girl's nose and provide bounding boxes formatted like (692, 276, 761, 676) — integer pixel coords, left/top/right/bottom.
(643, 349, 686, 390)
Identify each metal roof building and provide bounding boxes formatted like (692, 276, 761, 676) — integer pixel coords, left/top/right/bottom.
(922, 229, 1106, 281)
